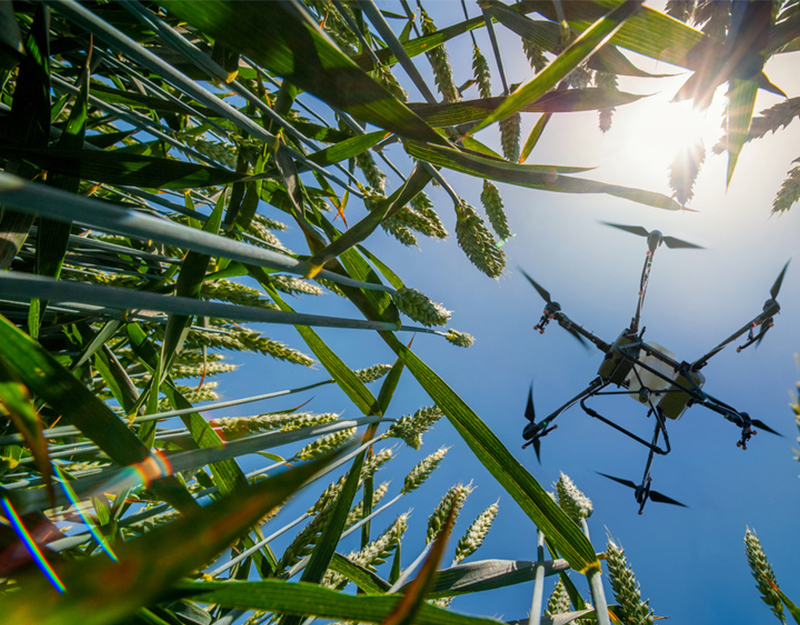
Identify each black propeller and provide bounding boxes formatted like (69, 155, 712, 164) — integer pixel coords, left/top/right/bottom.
(750, 418, 780, 436)
(601, 222, 704, 250)
(662, 235, 704, 250)
(752, 259, 791, 347)
(597, 472, 687, 513)
(754, 326, 770, 347)
(770, 260, 790, 300)
(519, 268, 554, 306)
(732, 411, 781, 437)
(601, 223, 648, 238)
(522, 385, 543, 463)
(519, 268, 589, 349)
(522, 384, 561, 463)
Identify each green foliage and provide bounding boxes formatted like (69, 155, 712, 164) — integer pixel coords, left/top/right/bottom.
(0, 3, 795, 625)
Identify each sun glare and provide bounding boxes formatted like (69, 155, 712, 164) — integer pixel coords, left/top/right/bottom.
(608, 91, 726, 190)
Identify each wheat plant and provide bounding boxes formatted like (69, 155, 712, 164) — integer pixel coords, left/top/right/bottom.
(0, 2, 798, 625)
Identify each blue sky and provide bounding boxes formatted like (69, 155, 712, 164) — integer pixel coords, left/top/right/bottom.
(223, 3, 800, 623)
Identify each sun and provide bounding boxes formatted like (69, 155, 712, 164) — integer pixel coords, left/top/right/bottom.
(604, 90, 726, 196)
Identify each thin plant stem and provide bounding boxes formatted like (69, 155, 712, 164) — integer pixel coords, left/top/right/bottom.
(528, 530, 546, 625)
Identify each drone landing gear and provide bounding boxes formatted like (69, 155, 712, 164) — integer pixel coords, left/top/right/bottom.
(587, 386, 684, 514)
(579, 397, 670, 456)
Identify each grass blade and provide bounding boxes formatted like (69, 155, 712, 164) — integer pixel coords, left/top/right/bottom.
(36, 39, 91, 291)
(771, 583, 800, 625)
(0, 3, 50, 268)
(725, 78, 758, 187)
(160, 189, 226, 378)
(381, 335, 599, 574)
(169, 579, 502, 625)
(383, 498, 457, 625)
(305, 164, 433, 274)
(416, 558, 570, 599)
(0, 273, 410, 333)
(0, 172, 409, 290)
(0, 453, 337, 625)
(0, 359, 53, 505)
(409, 89, 646, 128)
(328, 552, 392, 594)
(0, 147, 241, 189)
(483, 0, 656, 78)
(0, 314, 197, 513)
(257, 274, 379, 415)
(307, 131, 391, 168)
(161, 0, 446, 146)
(469, 1, 641, 135)
(520, 112, 552, 163)
(404, 141, 683, 211)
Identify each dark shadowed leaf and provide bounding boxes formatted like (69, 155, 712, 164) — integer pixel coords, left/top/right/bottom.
(169, 579, 501, 625)
(409, 89, 646, 128)
(0, 147, 241, 189)
(0, 454, 336, 625)
(0, 314, 197, 514)
(161, 1, 446, 145)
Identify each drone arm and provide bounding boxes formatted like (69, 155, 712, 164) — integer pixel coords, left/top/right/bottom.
(580, 398, 669, 455)
(537, 377, 607, 427)
(630, 245, 658, 334)
(554, 312, 611, 353)
(691, 305, 777, 370)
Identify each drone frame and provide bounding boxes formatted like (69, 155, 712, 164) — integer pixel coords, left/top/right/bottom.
(522, 224, 788, 513)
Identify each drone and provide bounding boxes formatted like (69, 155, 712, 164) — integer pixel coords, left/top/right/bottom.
(521, 222, 789, 514)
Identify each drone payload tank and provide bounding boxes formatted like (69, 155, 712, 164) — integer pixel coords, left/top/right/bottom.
(624, 341, 706, 420)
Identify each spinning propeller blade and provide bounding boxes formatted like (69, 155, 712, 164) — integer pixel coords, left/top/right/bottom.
(770, 259, 790, 300)
(647, 490, 689, 508)
(749, 418, 781, 436)
(520, 268, 588, 349)
(662, 236, 704, 250)
(519, 268, 552, 304)
(596, 472, 636, 490)
(596, 472, 687, 509)
(601, 222, 702, 250)
(601, 222, 649, 238)
(523, 385, 542, 463)
(565, 327, 590, 349)
(525, 385, 536, 423)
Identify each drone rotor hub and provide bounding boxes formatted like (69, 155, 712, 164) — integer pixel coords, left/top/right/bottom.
(647, 230, 663, 251)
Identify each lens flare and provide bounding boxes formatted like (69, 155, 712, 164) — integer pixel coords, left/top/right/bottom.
(0, 497, 66, 593)
(53, 464, 117, 562)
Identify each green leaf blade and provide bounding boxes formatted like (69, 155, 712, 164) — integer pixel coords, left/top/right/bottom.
(470, 1, 642, 135)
